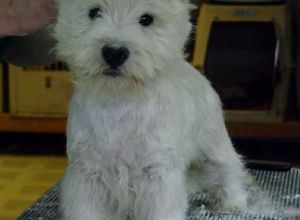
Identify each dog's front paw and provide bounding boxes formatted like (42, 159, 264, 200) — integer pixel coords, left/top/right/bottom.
(223, 197, 247, 212)
(207, 191, 247, 212)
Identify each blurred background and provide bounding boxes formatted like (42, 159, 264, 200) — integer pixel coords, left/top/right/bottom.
(1, 0, 300, 219)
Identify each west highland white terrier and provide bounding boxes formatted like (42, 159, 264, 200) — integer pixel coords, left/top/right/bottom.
(54, 0, 249, 219)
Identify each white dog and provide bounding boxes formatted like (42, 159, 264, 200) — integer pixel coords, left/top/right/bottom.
(54, 0, 249, 219)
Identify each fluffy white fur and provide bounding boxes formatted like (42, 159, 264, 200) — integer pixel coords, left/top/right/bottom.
(54, 0, 249, 219)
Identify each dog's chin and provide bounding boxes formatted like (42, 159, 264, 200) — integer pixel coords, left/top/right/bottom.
(78, 68, 147, 99)
(101, 68, 146, 87)
(102, 69, 123, 78)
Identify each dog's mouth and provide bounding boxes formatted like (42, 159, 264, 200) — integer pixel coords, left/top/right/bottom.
(103, 68, 123, 78)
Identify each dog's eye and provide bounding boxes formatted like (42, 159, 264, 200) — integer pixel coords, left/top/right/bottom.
(139, 14, 154, 27)
(89, 7, 102, 20)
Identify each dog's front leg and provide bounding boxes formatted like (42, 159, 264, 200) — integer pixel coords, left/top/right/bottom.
(132, 168, 187, 220)
(61, 167, 118, 220)
(60, 165, 119, 220)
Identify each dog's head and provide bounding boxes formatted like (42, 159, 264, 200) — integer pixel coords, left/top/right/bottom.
(54, 0, 192, 96)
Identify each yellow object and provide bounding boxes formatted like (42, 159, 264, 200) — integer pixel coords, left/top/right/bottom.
(0, 155, 67, 220)
(192, 3, 291, 122)
(192, 3, 289, 70)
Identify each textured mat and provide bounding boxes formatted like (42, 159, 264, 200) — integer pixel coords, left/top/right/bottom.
(17, 168, 300, 220)
(209, 0, 285, 3)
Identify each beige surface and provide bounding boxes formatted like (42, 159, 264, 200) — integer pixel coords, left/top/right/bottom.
(9, 65, 72, 117)
(0, 155, 67, 220)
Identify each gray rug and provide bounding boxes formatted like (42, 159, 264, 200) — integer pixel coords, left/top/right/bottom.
(17, 169, 300, 220)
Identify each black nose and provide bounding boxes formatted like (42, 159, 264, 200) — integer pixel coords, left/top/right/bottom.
(102, 45, 130, 69)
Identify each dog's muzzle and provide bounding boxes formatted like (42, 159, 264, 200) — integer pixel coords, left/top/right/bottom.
(102, 45, 130, 70)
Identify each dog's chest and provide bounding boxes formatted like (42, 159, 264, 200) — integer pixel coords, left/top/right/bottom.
(84, 99, 157, 167)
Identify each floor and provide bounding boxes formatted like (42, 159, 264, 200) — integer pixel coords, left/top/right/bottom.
(0, 133, 299, 220)
(0, 155, 67, 220)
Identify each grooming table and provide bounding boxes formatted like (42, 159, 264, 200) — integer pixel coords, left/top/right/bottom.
(18, 168, 300, 220)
